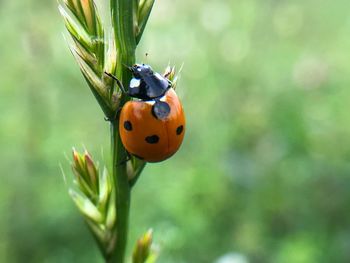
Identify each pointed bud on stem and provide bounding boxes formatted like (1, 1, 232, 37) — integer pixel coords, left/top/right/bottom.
(132, 229, 153, 263)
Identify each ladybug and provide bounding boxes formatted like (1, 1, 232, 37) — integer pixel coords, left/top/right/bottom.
(107, 64, 185, 162)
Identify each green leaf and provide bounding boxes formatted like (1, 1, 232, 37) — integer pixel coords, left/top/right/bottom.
(132, 229, 153, 263)
(98, 167, 111, 210)
(70, 49, 114, 116)
(72, 169, 95, 198)
(103, 31, 118, 99)
(80, 0, 97, 35)
(59, 5, 93, 50)
(129, 158, 146, 187)
(136, 0, 155, 44)
(84, 74, 115, 118)
(163, 64, 183, 90)
(70, 189, 104, 223)
(84, 152, 99, 192)
(85, 219, 107, 245)
(105, 189, 117, 230)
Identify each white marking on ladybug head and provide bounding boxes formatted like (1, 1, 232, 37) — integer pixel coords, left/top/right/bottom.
(130, 78, 141, 88)
(145, 100, 156, 105)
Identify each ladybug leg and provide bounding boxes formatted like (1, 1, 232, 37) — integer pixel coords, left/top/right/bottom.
(104, 72, 127, 94)
(118, 151, 131, 165)
(104, 106, 123, 122)
(104, 115, 116, 122)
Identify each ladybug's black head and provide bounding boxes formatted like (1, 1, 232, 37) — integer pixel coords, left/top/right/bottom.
(127, 63, 171, 100)
(130, 63, 153, 78)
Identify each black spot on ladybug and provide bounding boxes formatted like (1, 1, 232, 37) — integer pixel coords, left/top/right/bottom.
(152, 101, 171, 120)
(145, 135, 159, 144)
(176, 125, 183, 135)
(124, 121, 132, 131)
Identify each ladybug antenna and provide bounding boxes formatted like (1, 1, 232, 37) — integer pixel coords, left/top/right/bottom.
(122, 63, 133, 71)
(140, 52, 149, 65)
(104, 72, 127, 93)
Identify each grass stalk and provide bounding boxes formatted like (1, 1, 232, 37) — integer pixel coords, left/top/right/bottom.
(109, 120, 130, 263)
(109, 1, 136, 262)
(60, 0, 159, 261)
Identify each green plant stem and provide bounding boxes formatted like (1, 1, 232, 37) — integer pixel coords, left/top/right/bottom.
(108, 53, 136, 263)
(109, 5, 136, 258)
(109, 119, 130, 263)
(108, 0, 147, 261)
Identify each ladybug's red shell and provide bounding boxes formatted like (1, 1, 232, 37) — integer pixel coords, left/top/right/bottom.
(119, 88, 185, 162)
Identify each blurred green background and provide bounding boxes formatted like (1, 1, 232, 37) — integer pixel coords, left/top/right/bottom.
(1, 0, 350, 262)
